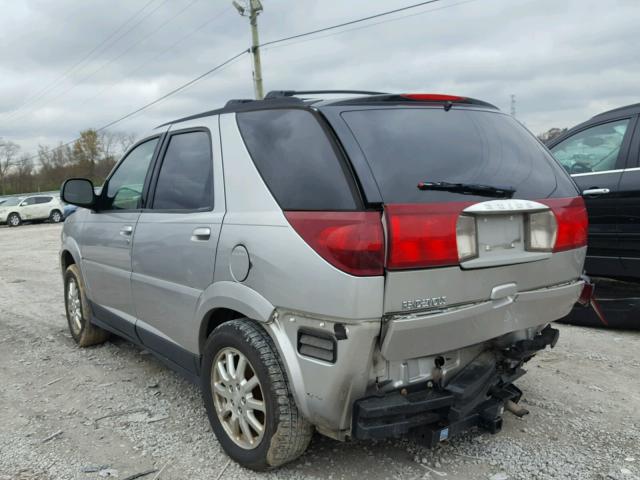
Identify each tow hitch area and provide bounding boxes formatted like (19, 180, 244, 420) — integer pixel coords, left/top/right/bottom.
(353, 327, 560, 446)
(353, 363, 527, 447)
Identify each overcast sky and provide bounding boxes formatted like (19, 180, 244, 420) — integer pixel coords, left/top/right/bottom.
(1, 0, 638, 155)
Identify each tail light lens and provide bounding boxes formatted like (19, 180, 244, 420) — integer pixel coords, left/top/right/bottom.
(284, 211, 384, 276)
(525, 210, 557, 252)
(385, 203, 472, 269)
(540, 197, 588, 252)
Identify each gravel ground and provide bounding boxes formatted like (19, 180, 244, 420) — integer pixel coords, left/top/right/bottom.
(0, 223, 639, 480)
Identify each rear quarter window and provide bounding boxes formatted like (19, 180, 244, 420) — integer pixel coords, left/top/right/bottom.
(236, 109, 359, 210)
(340, 107, 578, 204)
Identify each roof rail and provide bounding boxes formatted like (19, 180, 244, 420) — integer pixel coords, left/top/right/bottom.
(265, 89, 387, 99)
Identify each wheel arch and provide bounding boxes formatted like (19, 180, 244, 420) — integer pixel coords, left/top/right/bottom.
(195, 281, 275, 354)
(60, 248, 79, 271)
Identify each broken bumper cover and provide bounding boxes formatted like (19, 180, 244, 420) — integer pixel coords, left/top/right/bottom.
(352, 325, 562, 444)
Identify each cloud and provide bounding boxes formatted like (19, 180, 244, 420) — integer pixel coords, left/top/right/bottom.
(0, 0, 638, 155)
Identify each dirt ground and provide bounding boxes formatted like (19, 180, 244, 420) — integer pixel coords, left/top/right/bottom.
(1, 223, 639, 480)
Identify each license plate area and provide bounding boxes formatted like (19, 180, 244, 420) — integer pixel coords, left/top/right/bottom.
(460, 213, 551, 269)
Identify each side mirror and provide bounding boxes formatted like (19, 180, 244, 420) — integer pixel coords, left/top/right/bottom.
(61, 178, 96, 208)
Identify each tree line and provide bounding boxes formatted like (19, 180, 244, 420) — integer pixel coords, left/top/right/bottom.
(0, 129, 135, 196)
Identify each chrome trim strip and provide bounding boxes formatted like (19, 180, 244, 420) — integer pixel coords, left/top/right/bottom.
(571, 167, 640, 178)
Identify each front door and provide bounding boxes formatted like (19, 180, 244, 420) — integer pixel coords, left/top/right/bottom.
(80, 136, 161, 339)
(550, 116, 635, 277)
(19, 197, 38, 220)
(131, 124, 224, 370)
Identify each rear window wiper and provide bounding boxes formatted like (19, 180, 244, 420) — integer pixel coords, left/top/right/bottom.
(417, 181, 515, 198)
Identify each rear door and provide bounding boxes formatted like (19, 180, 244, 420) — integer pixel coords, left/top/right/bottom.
(327, 106, 583, 314)
(131, 123, 224, 367)
(618, 114, 640, 278)
(35, 196, 53, 219)
(550, 116, 636, 276)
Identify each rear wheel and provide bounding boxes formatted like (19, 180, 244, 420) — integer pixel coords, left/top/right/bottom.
(202, 319, 312, 471)
(7, 213, 21, 227)
(50, 209, 62, 223)
(64, 264, 109, 347)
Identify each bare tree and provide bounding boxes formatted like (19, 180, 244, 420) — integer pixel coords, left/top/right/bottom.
(0, 139, 20, 195)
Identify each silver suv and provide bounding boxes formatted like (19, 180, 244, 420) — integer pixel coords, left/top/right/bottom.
(60, 91, 587, 471)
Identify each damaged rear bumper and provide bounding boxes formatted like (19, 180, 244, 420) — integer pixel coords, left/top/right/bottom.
(353, 325, 559, 445)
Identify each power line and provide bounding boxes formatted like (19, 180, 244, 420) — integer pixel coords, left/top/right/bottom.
(96, 49, 248, 131)
(76, 7, 233, 110)
(4, 0, 159, 119)
(3, 0, 173, 124)
(262, 0, 478, 51)
(259, 0, 442, 48)
(20, 0, 474, 163)
(21, 49, 249, 163)
(10, 0, 202, 122)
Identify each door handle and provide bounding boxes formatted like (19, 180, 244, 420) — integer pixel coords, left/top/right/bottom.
(191, 227, 211, 242)
(582, 188, 610, 196)
(120, 225, 134, 237)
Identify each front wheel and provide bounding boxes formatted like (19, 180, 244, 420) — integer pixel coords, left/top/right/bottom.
(7, 213, 21, 227)
(64, 264, 109, 347)
(202, 320, 312, 471)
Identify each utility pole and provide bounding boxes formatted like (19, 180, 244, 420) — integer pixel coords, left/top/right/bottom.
(233, 0, 264, 99)
(510, 94, 516, 117)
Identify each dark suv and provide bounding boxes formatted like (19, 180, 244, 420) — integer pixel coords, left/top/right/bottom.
(548, 103, 640, 327)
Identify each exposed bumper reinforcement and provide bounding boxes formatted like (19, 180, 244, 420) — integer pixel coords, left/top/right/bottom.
(353, 361, 527, 445)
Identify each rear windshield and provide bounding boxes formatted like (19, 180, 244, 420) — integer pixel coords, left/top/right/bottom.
(340, 107, 578, 203)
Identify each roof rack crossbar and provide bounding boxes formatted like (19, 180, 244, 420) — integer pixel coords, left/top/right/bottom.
(265, 90, 387, 99)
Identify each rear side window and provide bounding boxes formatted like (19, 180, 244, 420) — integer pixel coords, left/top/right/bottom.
(340, 108, 578, 204)
(35, 196, 52, 204)
(153, 131, 213, 210)
(237, 109, 358, 210)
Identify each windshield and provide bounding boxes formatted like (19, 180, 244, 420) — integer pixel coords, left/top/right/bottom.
(2, 197, 23, 206)
(340, 107, 578, 203)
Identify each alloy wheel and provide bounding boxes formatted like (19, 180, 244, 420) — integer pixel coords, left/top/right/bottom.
(51, 211, 61, 223)
(9, 214, 19, 226)
(212, 347, 266, 449)
(67, 277, 83, 334)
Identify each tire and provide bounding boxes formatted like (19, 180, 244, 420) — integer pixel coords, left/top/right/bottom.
(202, 319, 313, 471)
(64, 264, 109, 347)
(50, 209, 62, 223)
(7, 213, 21, 227)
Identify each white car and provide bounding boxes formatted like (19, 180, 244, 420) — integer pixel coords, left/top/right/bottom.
(0, 195, 64, 227)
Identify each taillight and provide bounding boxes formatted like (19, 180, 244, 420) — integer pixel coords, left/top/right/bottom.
(385, 203, 472, 269)
(540, 197, 588, 252)
(284, 211, 384, 276)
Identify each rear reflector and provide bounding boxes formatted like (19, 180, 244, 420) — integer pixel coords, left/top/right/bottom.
(285, 211, 384, 276)
(540, 197, 588, 252)
(401, 93, 465, 102)
(385, 202, 472, 269)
